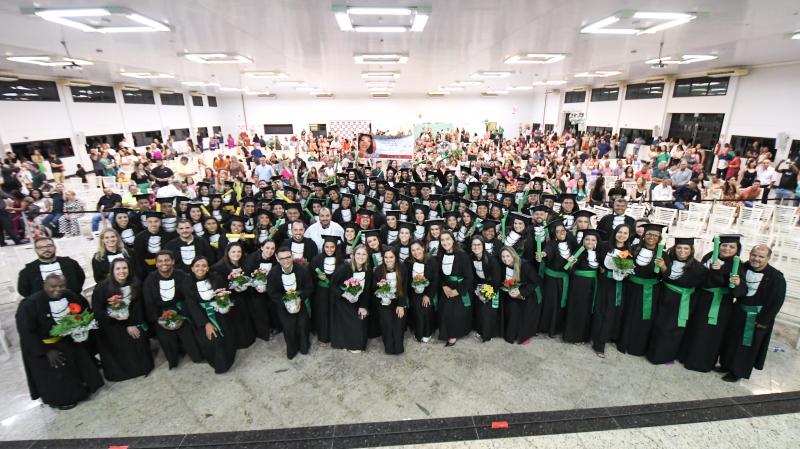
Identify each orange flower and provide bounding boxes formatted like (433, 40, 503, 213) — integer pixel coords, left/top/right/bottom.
(618, 250, 632, 259)
(68, 303, 82, 314)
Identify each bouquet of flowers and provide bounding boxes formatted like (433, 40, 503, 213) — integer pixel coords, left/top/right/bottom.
(342, 277, 364, 303)
(411, 274, 429, 294)
(283, 289, 301, 314)
(250, 267, 269, 293)
(228, 269, 251, 292)
(106, 294, 130, 321)
(375, 279, 395, 306)
(611, 250, 636, 281)
(501, 278, 521, 292)
(49, 303, 98, 343)
(212, 289, 234, 314)
(158, 309, 185, 330)
(475, 284, 496, 303)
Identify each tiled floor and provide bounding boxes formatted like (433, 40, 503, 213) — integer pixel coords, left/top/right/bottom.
(1, 301, 798, 442)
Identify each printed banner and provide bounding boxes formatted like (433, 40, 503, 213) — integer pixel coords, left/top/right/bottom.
(368, 135, 414, 160)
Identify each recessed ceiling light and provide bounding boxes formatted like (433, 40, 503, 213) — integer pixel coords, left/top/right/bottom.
(362, 71, 400, 79)
(645, 54, 717, 65)
(30, 7, 170, 33)
(508, 86, 534, 91)
(580, 11, 695, 35)
(532, 80, 567, 85)
(574, 71, 622, 78)
(275, 80, 304, 87)
(219, 87, 246, 92)
(242, 71, 288, 78)
(470, 71, 513, 79)
(427, 91, 449, 97)
(504, 53, 566, 64)
(183, 53, 253, 64)
(332, 5, 431, 33)
(120, 72, 174, 79)
(181, 81, 221, 87)
(450, 80, 483, 87)
(354, 54, 409, 64)
(7, 56, 92, 66)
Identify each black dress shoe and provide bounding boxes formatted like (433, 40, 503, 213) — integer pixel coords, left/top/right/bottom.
(722, 373, 740, 382)
(53, 403, 77, 410)
(712, 365, 728, 373)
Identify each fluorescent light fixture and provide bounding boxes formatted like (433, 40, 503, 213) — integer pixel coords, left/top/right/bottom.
(645, 54, 717, 65)
(355, 26, 406, 33)
(411, 14, 429, 32)
(581, 11, 696, 35)
(440, 86, 464, 91)
(504, 53, 566, 64)
(32, 7, 169, 33)
(181, 81, 221, 87)
(183, 53, 253, 64)
(470, 71, 513, 78)
(275, 80, 304, 87)
(120, 72, 174, 79)
(450, 80, 483, 86)
(354, 54, 409, 64)
(427, 91, 449, 96)
(242, 71, 288, 78)
(333, 5, 431, 32)
(334, 11, 353, 31)
(370, 92, 391, 97)
(793, 32, 800, 40)
(7, 56, 92, 66)
(219, 87, 246, 92)
(347, 7, 412, 15)
(532, 80, 567, 85)
(362, 71, 400, 79)
(508, 85, 534, 91)
(574, 71, 621, 78)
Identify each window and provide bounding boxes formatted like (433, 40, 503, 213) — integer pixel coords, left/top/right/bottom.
(160, 92, 185, 106)
(730, 135, 776, 155)
(625, 83, 664, 100)
(132, 130, 162, 147)
(667, 113, 725, 150)
(170, 128, 191, 141)
(673, 77, 729, 97)
(264, 124, 294, 135)
(309, 123, 327, 137)
(196, 127, 209, 138)
(122, 89, 155, 104)
(618, 128, 654, 145)
(543, 124, 554, 133)
(70, 85, 116, 103)
(208, 96, 218, 107)
(191, 95, 204, 106)
(590, 88, 619, 102)
(530, 123, 541, 130)
(0, 79, 60, 102)
(85, 133, 125, 151)
(212, 126, 222, 134)
(790, 140, 800, 161)
(11, 138, 74, 159)
(564, 91, 585, 103)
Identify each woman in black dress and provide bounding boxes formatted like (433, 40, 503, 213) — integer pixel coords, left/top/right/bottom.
(372, 247, 408, 354)
(436, 230, 473, 346)
(590, 225, 632, 357)
(405, 240, 438, 343)
(244, 239, 279, 340)
(110, 209, 139, 252)
(307, 236, 342, 345)
(329, 245, 372, 353)
(563, 229, 602, 344)
(92, 228, 130, 284)
(539, 220, 576, 337)
(469, 236, 502, 342)
(91, 258, 153, 381)
(499, 246, 541, 344)
(211, 242, 256, 349)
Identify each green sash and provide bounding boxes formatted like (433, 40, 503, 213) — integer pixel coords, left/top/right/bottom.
(198, 301, 224, 337)
(703, 287, 729, 325)
(444, 275, 471, 307)
(574, 269, 598, 312)
(628, 276, 659, 320)
(740, 304, 763, 347)
(304, 298, 312, 319)
(543, 267, 570, 308)
(605, 271, 624, 307)
(315, 268, 331, 288)
(535, 286, 543, 304)
(664, 282, 695, 328)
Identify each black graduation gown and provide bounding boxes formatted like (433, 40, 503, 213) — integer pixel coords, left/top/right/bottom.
(203, 232, 229, 262)
(469, 255, 502, 341)
(366, 250, 388, 338)
(483, 238, 503, 259)
(329, 265, 371, 350)
(165, 237, 216, 273)
(142, 270, 203, 368)
(211, 261, 257, 349)
(390, 240, 412, 263)
(91, 252, 130, 284)
(133, 229, 174, 280)
(183, 273, 237, 374)
(243, 252, 279, 339)
(332, 207, 355, 226)
(91, 280, 153, 381)
(617, 245, 663, 356)
(286, 237, 319, 264)
(563, 249, 601, 343)
(590, 245, 625, 353)
(501, 260, 541, 343)
(307, 253, 338, 343)
(15, 290, 104, 407)
(266, 263, 313, 359)
(597, 214, 636, 241)
(720, 263, 786, 379)
(373, 265, 409, 354)
(646, 256, 707, 364)
(435, 250, 473, 340)
(17, 257, 86, 298)
(404, 257, 438, 341)
(679, 253, 747, 372)
(112, 222, 139, 252)
(539, 238, 575, 337)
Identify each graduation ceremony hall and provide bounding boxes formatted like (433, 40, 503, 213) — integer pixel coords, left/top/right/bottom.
(1, 0, 800, 448)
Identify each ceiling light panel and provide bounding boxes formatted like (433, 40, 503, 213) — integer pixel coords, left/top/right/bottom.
(354, 54, 409, 64)
(574, 71, 622, 78)
(427, 91, 449, 96)
(470, 71, 513, 78)
(332, 5, 431, 33)
(793, 32, 800, 40)
(362, 71, 400, 79)
(504, 53, 566, 64)
(7, 56, 92, 66)
(30, 7, 170, 33)
(580, 10, 696, 35)
(242, 71, 288, 78)
(183, 53, 253, 64)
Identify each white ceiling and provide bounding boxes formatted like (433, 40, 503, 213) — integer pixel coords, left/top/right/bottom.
(0, 0, 798, 98)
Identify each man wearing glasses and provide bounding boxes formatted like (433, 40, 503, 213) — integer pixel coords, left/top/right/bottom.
(266, 245, 313, 360)
(17, 237, 85, 298)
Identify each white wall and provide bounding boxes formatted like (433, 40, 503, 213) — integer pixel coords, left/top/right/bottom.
(220, 94, 537, 139)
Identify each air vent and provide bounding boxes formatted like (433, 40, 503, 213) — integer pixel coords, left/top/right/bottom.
(481, 92, 499, 97)
(370, 92, 391, 98)
(0, 73, 19, 82)
(314, 93, 334, 98)
(644, 77, 668, 84)
(705, 68, 748, 78)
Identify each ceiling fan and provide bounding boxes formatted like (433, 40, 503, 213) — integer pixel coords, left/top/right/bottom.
(650, 40, 667, 69)
(60, 39, 83, 71)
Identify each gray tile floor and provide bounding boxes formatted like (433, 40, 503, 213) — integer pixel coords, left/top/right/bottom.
(1, 302, 798, 442)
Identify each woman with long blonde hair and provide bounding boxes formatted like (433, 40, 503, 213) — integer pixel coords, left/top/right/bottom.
(499, 246, 540, 344)
(92, 228, 129, 283)
(330, 244, 372, 352)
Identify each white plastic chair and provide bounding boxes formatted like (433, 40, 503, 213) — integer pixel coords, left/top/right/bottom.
(651, 207, 677, 227)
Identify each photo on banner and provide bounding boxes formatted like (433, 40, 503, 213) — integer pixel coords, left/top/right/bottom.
(357, 133, 374, 159)
(367, 135, 415, 160)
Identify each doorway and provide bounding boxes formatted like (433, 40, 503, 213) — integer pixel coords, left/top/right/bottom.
(667, 113, 725, 149)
